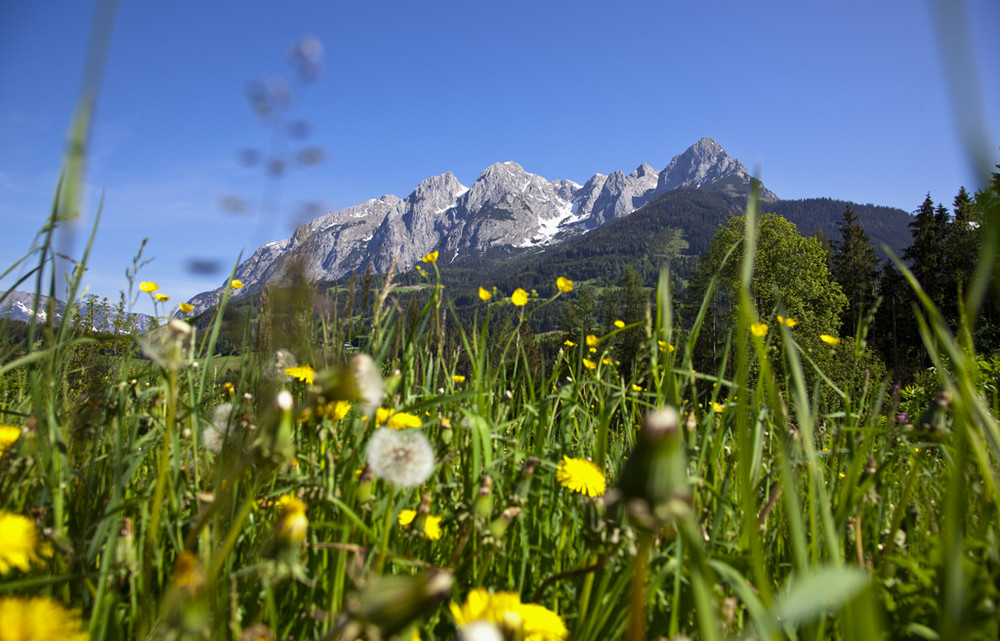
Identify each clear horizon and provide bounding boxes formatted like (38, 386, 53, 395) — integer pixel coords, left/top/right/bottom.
(2, 0, 998, 315)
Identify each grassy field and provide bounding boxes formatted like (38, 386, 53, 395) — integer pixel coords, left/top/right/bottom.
(2, 180, 1000, 641)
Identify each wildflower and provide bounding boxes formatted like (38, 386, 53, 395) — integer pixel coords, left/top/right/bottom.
(0, 511, 53, 574)
(327, 400, 352, 420)
(367, 428, 435, 488)
(711, 401, 725, 414)
(585, 334, 599, 347)
(451, 588, 568, 641)
(820, 334, 841, 346)
(511, 288, 528, 307)
(139, 281, 159, 294)
(0, 425, 20, 457)
(614, 320, 625, 329)
(398, 509, 443, 540)
(657, 340, 675, 352)
(582, 359, 597, 370)
(563, 339, 575, 347)
(632, 384, 643, 392)
(275, 495, 308, 544)
(231, 279, 245, 289)
(179, 302, 195, 313)
(556, 456, 605, 497)
(556, 277, 573, 293)
(777, 314, 798, 328)
(421, 250, 439, 264)
(284, 365, 315, 385)
(0, 596, 89, 641)
(750, 322, 768, 337)
(223, 381, 235, 395)
(602, 357, 614, 365)
(154, 293, 170, 302)
(478, 287, 492, 301)
(452, 374, 466, 383)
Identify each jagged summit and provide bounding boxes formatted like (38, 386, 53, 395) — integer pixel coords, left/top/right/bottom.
(186, 139, 774, 313)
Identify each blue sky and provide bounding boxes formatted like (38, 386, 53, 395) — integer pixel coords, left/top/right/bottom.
(2, 0, 998, 314)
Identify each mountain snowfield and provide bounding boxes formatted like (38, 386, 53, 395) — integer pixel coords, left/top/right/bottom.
(187, 138, 776, 313)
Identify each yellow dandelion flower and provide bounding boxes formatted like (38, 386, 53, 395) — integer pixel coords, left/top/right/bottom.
(179, 302, 195, 313)
(613, 320, 625, 329)
(585, 334, 599, 347)
(154, 293, 170, 302)
(0, 596, 89, 641)
(479, 286, 492, 301)
(398, 509, 417, 526)
(563, 339, 575, 347)
(820, 334, 841, 346)
(275, 495, 308, 544)
(517, 602, 569, 641)
(0, 425, 20, 457)
(139, 281, 159, 294)
(421, 250, 439, 264)
(222, 381, 235, 395)
(556, 276, 573, 293)
(387, 411, 423, 430)
(231, 279, 245, 289)
(556, 456, 605, 497)
(0, 511, 53, 575)
(452, 374, 466, 384)
(750, 322, 768, 337)
(602, 357, 613, 365)
(450, 588, 568, 641)
(424, 514, 442, 540)
(284, 365, 315, 385)
(327, 400, 352, 420)
(511, 288, 528, 307)
(582, 359, 597, 370)
(777, 315, 799, 328)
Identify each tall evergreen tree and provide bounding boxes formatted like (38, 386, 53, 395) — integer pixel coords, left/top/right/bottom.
(831, 206, 880, 337)
(902, 194, 946, 309)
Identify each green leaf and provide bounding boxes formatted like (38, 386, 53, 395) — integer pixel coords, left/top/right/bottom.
(773, 566, 870, 629)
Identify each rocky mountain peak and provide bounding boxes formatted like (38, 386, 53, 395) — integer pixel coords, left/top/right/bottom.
(185, 139, 777, 313)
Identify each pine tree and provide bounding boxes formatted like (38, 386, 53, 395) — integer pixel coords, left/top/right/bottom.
(902, 194, 946, 309)
(831, 206, 880, 337)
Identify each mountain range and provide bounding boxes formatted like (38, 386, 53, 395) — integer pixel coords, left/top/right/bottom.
(2, 291, 153, 333)
(187, 138, 786, 312)
(186, 138, 910, 313)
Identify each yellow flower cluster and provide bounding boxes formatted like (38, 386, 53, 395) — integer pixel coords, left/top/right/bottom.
(375, 408, 423, 429)
(451, 588, 568, 641)
(397, 509, 443, 540)
(511, 288, 528, 307)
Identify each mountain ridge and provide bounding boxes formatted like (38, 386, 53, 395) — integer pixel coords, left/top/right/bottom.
(187, 138, 777, 313)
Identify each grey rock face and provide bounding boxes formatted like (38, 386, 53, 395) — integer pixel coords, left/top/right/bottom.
(657, 137, 777, 200)
(186, 138, 773, 313)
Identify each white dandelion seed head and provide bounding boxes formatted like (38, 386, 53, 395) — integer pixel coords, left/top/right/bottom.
(366, 428, 435, 488)
(202, 403, 234, 454)
(202, 425, 224, 454)
(351, 353, 384, 414)
(276, 390, 293, 411)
